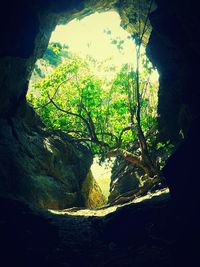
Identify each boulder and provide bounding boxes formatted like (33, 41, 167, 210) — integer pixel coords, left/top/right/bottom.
(82, 169, 107, 209)
(0, 104, 93, 209)
(108, 158, 140, 204)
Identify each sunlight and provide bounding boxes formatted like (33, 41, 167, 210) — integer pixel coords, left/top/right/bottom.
(48, 188, 169, 216)
(91, 158, 112, 200)
(50, 11, 159, 81)
(51, 11, 136, 66)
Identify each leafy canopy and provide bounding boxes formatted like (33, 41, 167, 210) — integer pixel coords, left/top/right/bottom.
(27, 52, 158, 158)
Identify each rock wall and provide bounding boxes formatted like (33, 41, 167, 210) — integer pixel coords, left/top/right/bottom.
(108, 158, 140, 204)
(147, 0, 200, 143)
(0, 104, 94, 209)
(82, 170, 107, 208)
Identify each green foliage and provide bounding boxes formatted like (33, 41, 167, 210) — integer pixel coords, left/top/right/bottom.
(104, 28, 128, 53)
(156, 140, 174, 154)
(43, 42, 69, 66)
(28, 53, 158, 157)
(34, 64, 45, 78)
(155, 140, 175, 168)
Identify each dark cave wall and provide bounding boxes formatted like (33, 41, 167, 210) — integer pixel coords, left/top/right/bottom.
(147, 0, 200, 143)
(0, 0, 86, 117)
(0, 2, 52, 116)
(147, 0, 200, 216)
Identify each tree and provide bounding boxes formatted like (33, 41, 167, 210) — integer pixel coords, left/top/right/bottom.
(103, 0, 160, 178)
(28, 50, 160, 168)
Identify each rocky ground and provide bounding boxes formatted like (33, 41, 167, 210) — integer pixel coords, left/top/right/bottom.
(0, 188, 179, 267)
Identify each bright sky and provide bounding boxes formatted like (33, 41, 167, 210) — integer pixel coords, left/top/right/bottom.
(50, 11, 158, 81)
(91, 158, 112, 199)
(50, 11, 137, 66)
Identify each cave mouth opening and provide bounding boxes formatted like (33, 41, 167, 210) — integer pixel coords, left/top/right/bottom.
(27, 10, 165, 213)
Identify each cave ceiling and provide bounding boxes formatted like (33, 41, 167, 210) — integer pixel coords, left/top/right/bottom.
(48, 0, 156, 44)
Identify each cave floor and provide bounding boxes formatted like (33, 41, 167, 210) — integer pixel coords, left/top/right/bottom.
(49, 188, 169, 217)
(1, 189, 177, 267)
(46, 189, 173, 267)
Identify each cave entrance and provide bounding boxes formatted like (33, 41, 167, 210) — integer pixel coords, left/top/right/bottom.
(27, 10, 165, 213)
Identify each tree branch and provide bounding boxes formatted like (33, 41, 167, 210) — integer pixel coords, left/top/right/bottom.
(47, 93, 110, 148)
(35, 76, 75, 110)
(106, 148, 152, 175)
(96, 132, 119, 144)
(47, 92, 93, 135)
(118, 124, 136, 146)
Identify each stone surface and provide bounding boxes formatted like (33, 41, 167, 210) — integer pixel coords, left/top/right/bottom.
(0, 104, 93, 209)
(147, 0, 200, 143)
(0, 190, 175, 267)
(82, 170, 107, 209)
(163, 117, 200, 214)
(1, 187, 200, 267)
(108, 158, 140, 204)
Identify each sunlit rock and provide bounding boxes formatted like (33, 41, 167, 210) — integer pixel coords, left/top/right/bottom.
(0, 105, 93, 209)
(82, 169, 107, 209)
